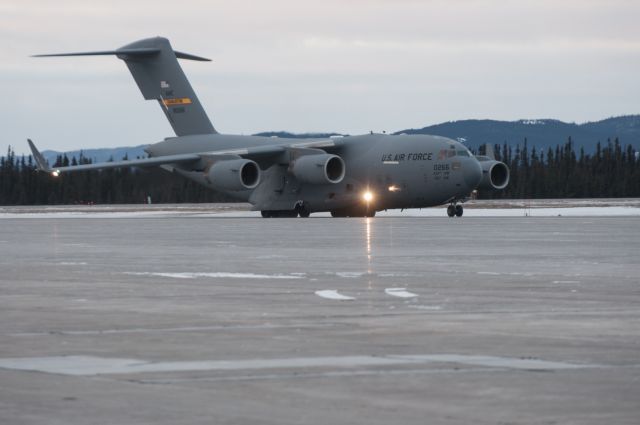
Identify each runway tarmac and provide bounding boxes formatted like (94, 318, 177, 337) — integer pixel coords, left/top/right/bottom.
(1, 211, 639, 424)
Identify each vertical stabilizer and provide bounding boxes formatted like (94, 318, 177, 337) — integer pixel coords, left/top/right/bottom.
(34, 37, 217, 136)
(117, 37, 216, 136)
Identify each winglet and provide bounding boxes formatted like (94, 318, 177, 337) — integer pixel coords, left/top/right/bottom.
(27, 139, 52, 172)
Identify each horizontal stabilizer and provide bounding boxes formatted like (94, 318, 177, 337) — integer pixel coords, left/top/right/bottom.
(32, 48, 210, 61)
(174, 51, 212, 62)
(32, 37, 216, 136)
(32, 48, 161, 58)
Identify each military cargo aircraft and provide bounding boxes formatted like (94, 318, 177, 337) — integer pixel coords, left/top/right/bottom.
(28, 37, 509, 218)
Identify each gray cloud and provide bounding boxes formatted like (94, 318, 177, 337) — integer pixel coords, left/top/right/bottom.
(2, 0, 639, 154)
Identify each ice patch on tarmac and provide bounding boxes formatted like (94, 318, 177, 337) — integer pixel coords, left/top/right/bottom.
(315, 290, 355, 301)
(335, 272, 365, 278)
(408, 305, 442, 311)
(381, 207, 640, 217)
(385, 288, 418, 298)
(2, 200, 639, 218)
(124, 272, 304, 280)
(0, 354, 601, 376)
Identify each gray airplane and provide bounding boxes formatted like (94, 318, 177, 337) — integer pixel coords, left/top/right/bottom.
(28, 37, 509, 218)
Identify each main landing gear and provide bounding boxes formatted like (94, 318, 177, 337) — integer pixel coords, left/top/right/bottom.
(447, 203, 463, 218)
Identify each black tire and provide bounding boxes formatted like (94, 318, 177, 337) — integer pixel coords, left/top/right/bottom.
(455, 205, 463, 217)
(296, 202, 311, 218)
(298, 209, 310, 218)
(261, 210, 271, 218)
(447, 205, 455, 217)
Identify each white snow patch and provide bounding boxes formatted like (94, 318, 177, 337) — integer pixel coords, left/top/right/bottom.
(553, 280, 580, 284)
(408, 305, 442, 311)
(0, 354, 598, 376)
(57, 262, 88, 266)
(124, 272, 304, 280)
(477, 271, 501, 275)
(374, 206, 640, 217)
(2, 202, 639, 219)
(314, 290, 355, 301)
(520, 119, 546, 125)
(335, 272, 365, 278)
(385, 287, 418, 298)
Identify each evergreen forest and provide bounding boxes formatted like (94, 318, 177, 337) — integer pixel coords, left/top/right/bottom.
(1, 138, 638, 205)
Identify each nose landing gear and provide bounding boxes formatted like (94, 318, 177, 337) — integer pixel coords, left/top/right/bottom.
(447, 203, 464, 218)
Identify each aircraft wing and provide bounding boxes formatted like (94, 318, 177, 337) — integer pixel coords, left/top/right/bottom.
(27, 138, 344, 176)
(28, 139, 202, 175)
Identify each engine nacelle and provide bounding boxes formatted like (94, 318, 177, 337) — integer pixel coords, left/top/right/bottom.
(290, 154, 345, 185)
(478, 160, 510, 190)
(207, 159, 260, 191)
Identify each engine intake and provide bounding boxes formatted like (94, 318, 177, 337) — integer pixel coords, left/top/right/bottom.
(478, 160, 510, 190)
(291, 154, 345, 185)
(207, 159, 260, 191)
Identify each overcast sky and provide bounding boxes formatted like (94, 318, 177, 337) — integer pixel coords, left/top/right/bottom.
(2, 0, 639, 154)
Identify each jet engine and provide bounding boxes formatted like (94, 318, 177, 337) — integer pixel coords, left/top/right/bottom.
(207, 159, 260, 191)
(478, 160, 510, 190)
(290, 154, 345, 184)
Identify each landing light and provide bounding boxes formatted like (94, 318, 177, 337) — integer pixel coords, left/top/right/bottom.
(362, 191, 374, 202)
(388, 185, 400, 192)
(51, 170, 60, 177)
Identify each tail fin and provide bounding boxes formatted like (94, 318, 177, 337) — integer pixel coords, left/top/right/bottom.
(34, 37, 217, 136)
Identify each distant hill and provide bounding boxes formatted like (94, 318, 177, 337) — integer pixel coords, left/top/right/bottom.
(35, 116, 639, 163)
(396, 115, 640, 152)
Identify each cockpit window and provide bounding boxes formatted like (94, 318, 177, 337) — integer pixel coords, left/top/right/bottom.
(457, 150, 470, 157)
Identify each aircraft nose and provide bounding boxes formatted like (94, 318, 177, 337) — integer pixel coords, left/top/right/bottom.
(463, 158, 483, 189)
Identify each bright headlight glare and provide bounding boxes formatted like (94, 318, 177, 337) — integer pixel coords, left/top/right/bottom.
(362, 191, 374, 202)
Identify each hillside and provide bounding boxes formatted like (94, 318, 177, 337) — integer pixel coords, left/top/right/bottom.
(396, 115, 640, 152)
(36, 116, 639, 163)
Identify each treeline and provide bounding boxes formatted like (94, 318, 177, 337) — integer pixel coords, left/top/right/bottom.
(0, 138, 638, 205)
(482, 137, 639, 199)
(0, 152, 233, 205)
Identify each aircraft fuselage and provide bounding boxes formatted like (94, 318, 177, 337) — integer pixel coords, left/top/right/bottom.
(146, 132, 483, 214)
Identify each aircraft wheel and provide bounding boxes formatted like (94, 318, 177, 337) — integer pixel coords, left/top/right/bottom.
(261, 210, 271, 218)
(331, 209, 346, 217)
(365, 209, 376, 218)
(455, 205, 463, 217)
(447, 205, 456, 217)
(296, 202, 311, 218)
